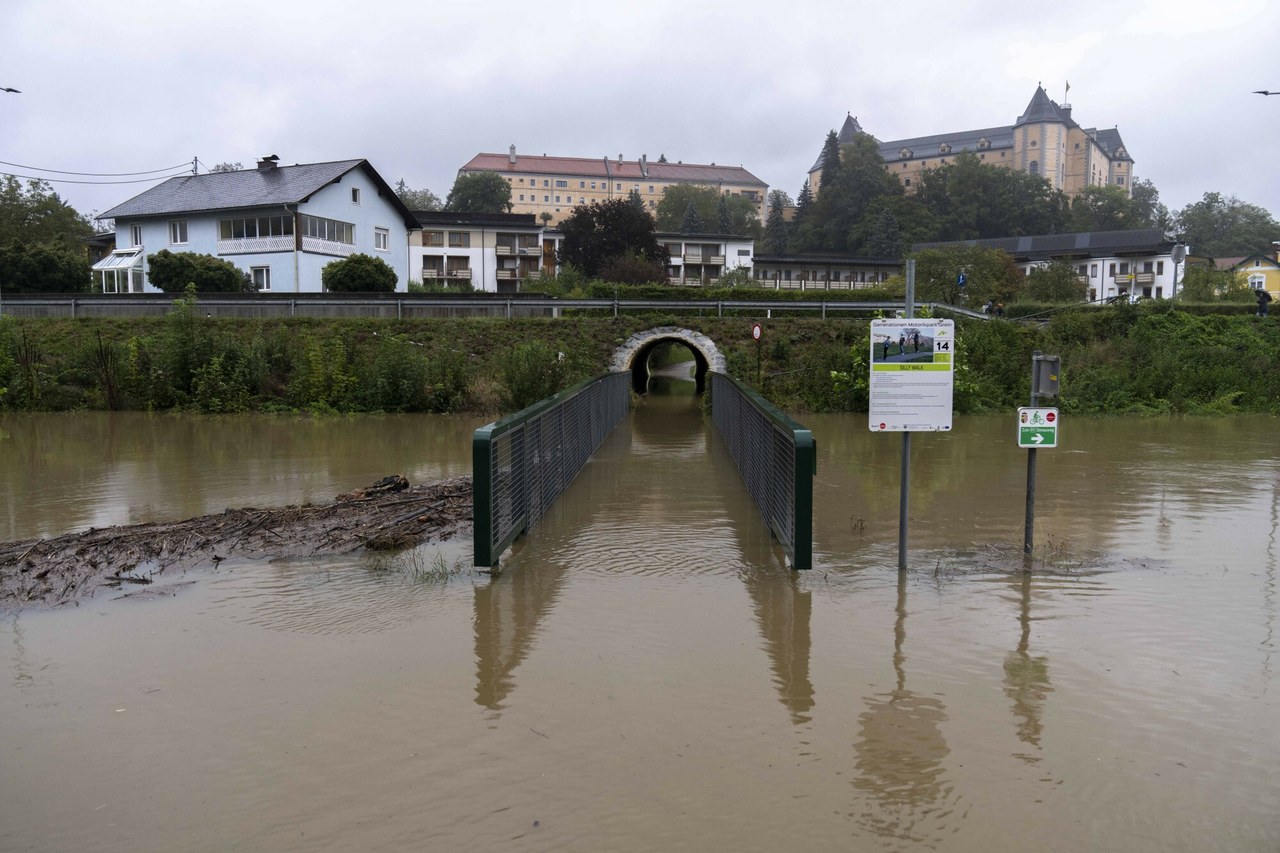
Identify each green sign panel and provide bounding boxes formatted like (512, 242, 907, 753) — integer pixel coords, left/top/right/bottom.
(1017, 407, 1059, 448)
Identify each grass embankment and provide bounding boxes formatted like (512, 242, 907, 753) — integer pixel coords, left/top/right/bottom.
(1, 299, 1278, 416)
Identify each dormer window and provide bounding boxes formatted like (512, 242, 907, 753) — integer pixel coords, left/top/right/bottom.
(939, 143, 951, 154)
(1116, 147, 1126, 158)
(978, 138, 990, 150)
(899, 148, 913, 159)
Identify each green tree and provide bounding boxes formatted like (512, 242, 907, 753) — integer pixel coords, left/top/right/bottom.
(0, 176, 93, 249)
(860, 207, 903, 258)
(767, 189, 793, 210)
(1129, 178, 1171, 232)
(599, 251, 667, 285)
(1173, 192, 1280, 258)
(912, 245, 1023, 306)
(915, 152, 1070, 241)
(627, 187, 645, 211)
(680, 201, 705, 234)
(321, 253, 398, 292)
(444, 171, 513, 213)
(394, 179, 442, 211)
(1069, 184, 1141, 232)
(762, 202, 790, 255)
(849, 196, 936, 257)
(1025, 260, 1087, 302)
(817, 129, 842, 194)
(655, 184, 759, 234)
(716, 193, 733, 232)
(0, 241, 90, 293)
(146, 250, 253, 293)
(209, 162, 243, 173)
(557, 198, 668, 278)
(794, 180, 813, 229)
(800, 134, 902, 252)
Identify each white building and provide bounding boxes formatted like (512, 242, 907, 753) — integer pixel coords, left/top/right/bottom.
(96, 157, 417, 293)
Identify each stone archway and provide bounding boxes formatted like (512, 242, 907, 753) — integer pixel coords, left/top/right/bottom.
(610, 327, 727, 394)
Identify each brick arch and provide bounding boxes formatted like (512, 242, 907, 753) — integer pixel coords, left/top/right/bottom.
(610, 327, 727, 394)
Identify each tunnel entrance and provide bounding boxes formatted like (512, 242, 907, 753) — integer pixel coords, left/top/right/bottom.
(609, 327, 727, 396)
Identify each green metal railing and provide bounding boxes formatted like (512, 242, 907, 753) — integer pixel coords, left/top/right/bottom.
(710, 372, 816, 569)
(473, 372, 631, 567)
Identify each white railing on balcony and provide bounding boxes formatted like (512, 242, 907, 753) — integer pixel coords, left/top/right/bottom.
(525, 270, 542, 279)
(217, 236, 294, 255)
(422, 269, 442, 278)
(709, 255, 725, 265)
(496, 245, 514, 255)
(448, 268, 472, 279)
(496, 269, 517, 279)
(520, 245, 542, 256)
(1135, 272, 1156, 284)
(301, 237, 354, 257)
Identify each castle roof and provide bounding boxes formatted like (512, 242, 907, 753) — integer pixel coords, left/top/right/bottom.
(1015, 85, 1076, 128)
(460, 152, 766, 188)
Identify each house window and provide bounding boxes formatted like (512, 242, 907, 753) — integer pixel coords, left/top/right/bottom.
(1090, 264, 1098, 277)
(374, 228, 389, 251)
(591, 182, 597, 189)
(448, 232, 470, 248)
(1077, 264, 1087, 275)
(1029, 160, 1040, 176)
(300, 214, 354, 244)
(555, 180, 567, 188)
(616, 183, 621, 190)
(1109, 263, 1116, 277)
(1250, 274, 1267, 290)
(579, 181, 585, 188)
(351, 187, 361, 204)
(519, 194, 525, 201)
(219, 215, 294, 241)
(904, 179, 911, 187)
(130, 224, 142, 246)
(555, 196, 561, 203)
(1116, 176, 1126, 186)
(1157, 261, 1164, 275)
(169, 219, 188, 245)
(648, 186, 654, 193)
(544, 195, 549, 202)
(1142, 261, 1153, 274)
(251, 266, 271, 291)
(543, 180, 549, 187)
(424, 231, 443, 247)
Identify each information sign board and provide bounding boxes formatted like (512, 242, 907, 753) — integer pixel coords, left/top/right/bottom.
(868, 319, 955, 432)
(1017, 407, 1059, 448)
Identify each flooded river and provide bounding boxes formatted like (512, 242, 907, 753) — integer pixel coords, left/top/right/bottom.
(1, 388, 1276, 851)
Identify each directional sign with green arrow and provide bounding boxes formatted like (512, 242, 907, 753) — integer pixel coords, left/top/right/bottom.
(1017, 407, 1059, 448)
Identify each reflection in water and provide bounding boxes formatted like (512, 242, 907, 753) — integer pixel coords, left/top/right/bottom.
(853, 573, 956, 845)
(473, 557, 570, 712)
(471, 374, 817, 724)
(1003, 572, 1053, 761)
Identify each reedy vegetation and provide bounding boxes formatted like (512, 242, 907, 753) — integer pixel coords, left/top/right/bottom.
(0, 299, 1277, 416)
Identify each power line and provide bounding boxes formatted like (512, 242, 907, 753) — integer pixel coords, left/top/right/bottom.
(0, 159, 193, 177)
(0, 170, 192, 185)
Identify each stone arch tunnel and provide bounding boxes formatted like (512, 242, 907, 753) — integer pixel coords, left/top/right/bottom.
(610, 327, 727, 395)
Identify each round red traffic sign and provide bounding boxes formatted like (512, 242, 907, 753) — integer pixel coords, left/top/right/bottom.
(1046, 412, 1056, 422)
(752, 323, 762, 341)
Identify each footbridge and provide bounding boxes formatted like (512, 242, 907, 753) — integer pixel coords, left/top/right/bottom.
(473, 328, 815, 570)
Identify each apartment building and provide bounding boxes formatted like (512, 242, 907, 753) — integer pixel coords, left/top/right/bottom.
(459, 147, 768, 226)
(410, 211, 548, 293)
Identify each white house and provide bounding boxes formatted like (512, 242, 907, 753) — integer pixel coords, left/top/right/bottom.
(410, 211, 549, 293)
(95, 156, 417, 293)
(915, 229, 1192, 302)
(658, 232, 754, 285)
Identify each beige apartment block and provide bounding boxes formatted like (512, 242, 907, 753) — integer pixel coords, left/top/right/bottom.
(459, 147, 768, 226)
(809, 85, 1133, 199)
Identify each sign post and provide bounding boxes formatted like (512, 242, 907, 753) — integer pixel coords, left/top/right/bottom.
(870, 258, 955, 570)
(1022, 352, 1061, 556)
(752, 322, 762, 387)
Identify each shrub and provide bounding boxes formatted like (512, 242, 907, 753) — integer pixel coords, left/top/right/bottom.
(499, 340, 564, 410)
(322, 253, 398, 292)
(147, 250, 253, 293)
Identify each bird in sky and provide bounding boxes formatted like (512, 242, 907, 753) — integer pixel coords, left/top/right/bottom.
(1254, 90, 1277, 95)
(1, 87, 21, 93)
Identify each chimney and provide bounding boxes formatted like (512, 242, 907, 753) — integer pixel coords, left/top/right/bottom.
(256, 154, 279, 171)
(1274, 241, 1280, 263)
(640, 154, 648, 177)
(618, 153, 624, 165)
(509, 144, 517, 165)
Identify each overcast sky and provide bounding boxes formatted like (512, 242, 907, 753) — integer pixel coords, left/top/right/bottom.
(3, 0, 1277, 227)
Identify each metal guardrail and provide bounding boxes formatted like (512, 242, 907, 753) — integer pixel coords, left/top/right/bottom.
(0, 294, 988, 321)
(710, 372, 816, 569)
(472, 372, 631, 568)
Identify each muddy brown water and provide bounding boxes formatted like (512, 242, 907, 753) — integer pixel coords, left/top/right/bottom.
(1, 386, 1277, 851)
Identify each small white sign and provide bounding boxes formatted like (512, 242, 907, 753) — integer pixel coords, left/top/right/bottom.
(752, 323, 762, 341)
(869, 319, 955, 432)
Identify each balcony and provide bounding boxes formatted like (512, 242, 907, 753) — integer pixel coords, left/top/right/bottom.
(300, 236, 354, 257)
(496, 269, 517, 280)
(709, 255, 725, 265)
(1135, 272, 1156, 285)
(519, 244, 542, 256)
(447, 268, 472, 279)
(496, 245, 515, 255)
(217, 235, 293, 255)
(422, 269, 442, 279)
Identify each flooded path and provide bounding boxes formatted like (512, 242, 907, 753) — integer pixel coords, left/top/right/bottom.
(1, 400, 1277, 850)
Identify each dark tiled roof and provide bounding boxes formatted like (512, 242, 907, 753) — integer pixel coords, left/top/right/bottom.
(876, 125, 1016, 161)
(754, 253, 901, 265)
(913, 229, 1174, 259)
(1015, 86, 1075, 128)
(1092, 128, 1131, 160)
(100, 160, 418, 227)
(415, 211, 539, 228)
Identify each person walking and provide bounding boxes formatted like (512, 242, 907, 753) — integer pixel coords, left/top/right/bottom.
(1257, 288, 1272, 317)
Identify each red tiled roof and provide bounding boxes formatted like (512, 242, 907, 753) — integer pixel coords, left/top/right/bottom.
(460, 153, 765, 187)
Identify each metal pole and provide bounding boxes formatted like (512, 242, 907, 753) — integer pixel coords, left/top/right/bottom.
(899, 259, 916, 571)
(1024, 350, 1041, 558)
